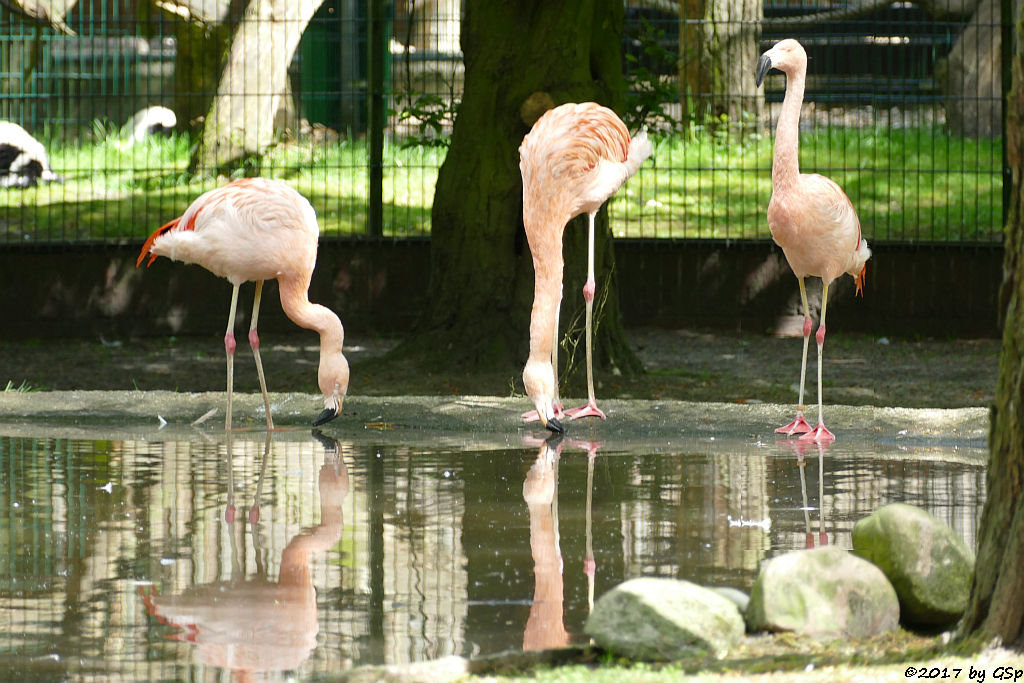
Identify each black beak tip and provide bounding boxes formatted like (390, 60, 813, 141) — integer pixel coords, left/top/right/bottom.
(545, 417, 565, 434)
(755, 55, 772, 87)
(313, 408, 338, 427)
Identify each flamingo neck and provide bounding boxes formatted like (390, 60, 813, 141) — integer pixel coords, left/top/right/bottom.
(772, 66, 805, 191)
(278, 278, 345, 362)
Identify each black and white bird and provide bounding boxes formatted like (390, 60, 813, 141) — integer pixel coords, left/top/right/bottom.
(0, 121, 62, 188)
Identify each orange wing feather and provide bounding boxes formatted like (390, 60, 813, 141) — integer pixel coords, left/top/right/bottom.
(137, 205, 206, 268)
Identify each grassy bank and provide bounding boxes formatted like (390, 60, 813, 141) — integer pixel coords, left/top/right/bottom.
(0, 126, 1001, 244)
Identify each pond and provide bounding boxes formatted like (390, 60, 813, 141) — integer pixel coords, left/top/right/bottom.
(0, 427, 985, 680)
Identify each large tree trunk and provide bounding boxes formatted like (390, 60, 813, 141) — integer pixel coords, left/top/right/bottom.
(191, 0, 323, 172)
(957, 0, 1024, 646)
(679, 0, 763, 128)
(402, 0, 642, 383)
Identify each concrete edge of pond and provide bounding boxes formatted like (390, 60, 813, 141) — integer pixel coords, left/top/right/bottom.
(0, 391, 989, 458)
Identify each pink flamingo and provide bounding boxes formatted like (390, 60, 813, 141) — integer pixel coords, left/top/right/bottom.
(519, 102, 652, 433)
(137, 178, 349, 430)
(755, 39, 871, 442)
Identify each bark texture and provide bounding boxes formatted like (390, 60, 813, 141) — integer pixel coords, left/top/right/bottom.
(408, 0, 642, 379)
(191, 0, 323, 172)
(958, 0, 1024, 647)
(940, 0, 1002, 139)
(679, 0, 763, 127)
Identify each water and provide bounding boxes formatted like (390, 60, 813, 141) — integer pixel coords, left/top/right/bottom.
(0, 428, 986, 680)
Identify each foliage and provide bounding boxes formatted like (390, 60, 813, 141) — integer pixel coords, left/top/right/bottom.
(623, 17, 684, 134)
(392, 87, 459, 150)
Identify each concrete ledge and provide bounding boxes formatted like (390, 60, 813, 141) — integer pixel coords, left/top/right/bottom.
(0, 391, 989, 454)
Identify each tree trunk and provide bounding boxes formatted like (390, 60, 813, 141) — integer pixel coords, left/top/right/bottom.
(940, 0, 1001, 139)
(679, 0, 763, 128)
(191, 0, 323, 173)
(957, 0, 1024, 646)
(402, 0, 642, 384)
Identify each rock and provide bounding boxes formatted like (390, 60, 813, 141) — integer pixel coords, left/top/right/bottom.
(852, 503, 975, 628)
(584, 577, 745, 661)
(710, 586, 750, 616)
(746, 546, 900, 638)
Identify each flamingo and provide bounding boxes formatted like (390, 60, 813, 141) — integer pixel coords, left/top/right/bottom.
(519, 102, 652, 433)
(137, 177, 349, 430)
(755, 39, 871, 442)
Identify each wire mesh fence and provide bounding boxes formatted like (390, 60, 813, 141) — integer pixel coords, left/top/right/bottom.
(0, 1, 1005, 246)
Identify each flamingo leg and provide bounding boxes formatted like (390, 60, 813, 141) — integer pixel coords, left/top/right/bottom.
(802, 281, 836, 441)
(777, 277, 814, 434)
(224, 284, 240, 431)
(566, 212, 606, 421)
(248, 280, 275, 431)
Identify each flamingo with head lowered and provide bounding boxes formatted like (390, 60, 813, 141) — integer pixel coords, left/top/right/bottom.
(137, 178, 349, 430)
(519, 102, 652, 433)
(755, 39, 871, 442)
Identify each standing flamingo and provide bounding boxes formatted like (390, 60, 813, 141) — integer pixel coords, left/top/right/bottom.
(519, 102, 652, 433)
(137, 178, 349, 430)
(755, 39, 871, 442)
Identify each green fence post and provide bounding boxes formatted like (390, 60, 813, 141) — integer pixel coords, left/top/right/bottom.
(367, 0, 390, 239)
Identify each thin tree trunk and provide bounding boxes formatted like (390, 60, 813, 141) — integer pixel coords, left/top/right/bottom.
(191, 0, 323, 172)
(679, 0, 763, 129)
(403, 0, 642, 382)
(957, 0, 1024, 646)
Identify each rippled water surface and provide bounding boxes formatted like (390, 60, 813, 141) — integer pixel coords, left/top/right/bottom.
(0, 428, 985, 679)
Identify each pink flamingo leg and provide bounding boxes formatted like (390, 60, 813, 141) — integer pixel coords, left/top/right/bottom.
(801, 283, 836, 441)
(224, 284, 240, 431)
(248, 280, 275, 430)
(567, 212, 606, 421)
(777, 277, 813, 435)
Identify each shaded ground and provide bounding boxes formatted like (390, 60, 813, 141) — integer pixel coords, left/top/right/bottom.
(1, 326, 1000, 410)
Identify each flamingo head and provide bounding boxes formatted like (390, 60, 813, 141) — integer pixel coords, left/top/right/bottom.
(314, 350, 350, 426)
(755, 38, 808, 87)
(523, 359, 565, 434)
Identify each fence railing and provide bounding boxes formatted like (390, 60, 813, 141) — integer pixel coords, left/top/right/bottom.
(0, 1, 1005, 246)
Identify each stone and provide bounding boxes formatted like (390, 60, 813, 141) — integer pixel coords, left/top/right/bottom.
(584, 577, 745, 661)
(852, 503, 975, 628)
(710, 586, 750, 617)
(746, 546, 900, 639)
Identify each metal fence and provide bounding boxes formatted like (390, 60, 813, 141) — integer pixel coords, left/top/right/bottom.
(0, 1, 1005, 246)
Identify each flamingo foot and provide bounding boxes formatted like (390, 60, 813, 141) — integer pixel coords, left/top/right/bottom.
(799, 422, 836, 442)
(565, 401, 607, 421)
(776, 412, 812, 435)
(521, 402, 565, 422)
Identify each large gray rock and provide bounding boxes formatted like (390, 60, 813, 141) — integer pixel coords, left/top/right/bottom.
(584, 577, 745, 661)
(852, 503, 975, 628)
(746, 546, 900, 639)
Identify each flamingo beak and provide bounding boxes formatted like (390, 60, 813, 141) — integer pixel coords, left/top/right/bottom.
(545, 416, 565, 434)
(755, 54, 772, 87)
(313, 407, 338, 426)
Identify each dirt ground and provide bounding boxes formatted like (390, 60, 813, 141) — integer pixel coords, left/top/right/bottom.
(0, 326, 1001, 410)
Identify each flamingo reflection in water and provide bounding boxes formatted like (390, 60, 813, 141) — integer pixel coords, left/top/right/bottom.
(779, 438, 831, 548)
(522, 435, 570, 651)
(141, 431, 347, 677)
(521, 435, 603, 650)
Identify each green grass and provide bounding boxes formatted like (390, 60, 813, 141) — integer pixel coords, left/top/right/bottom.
(614, 127, 1002, 242)
(0, 126, 1002, 244)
